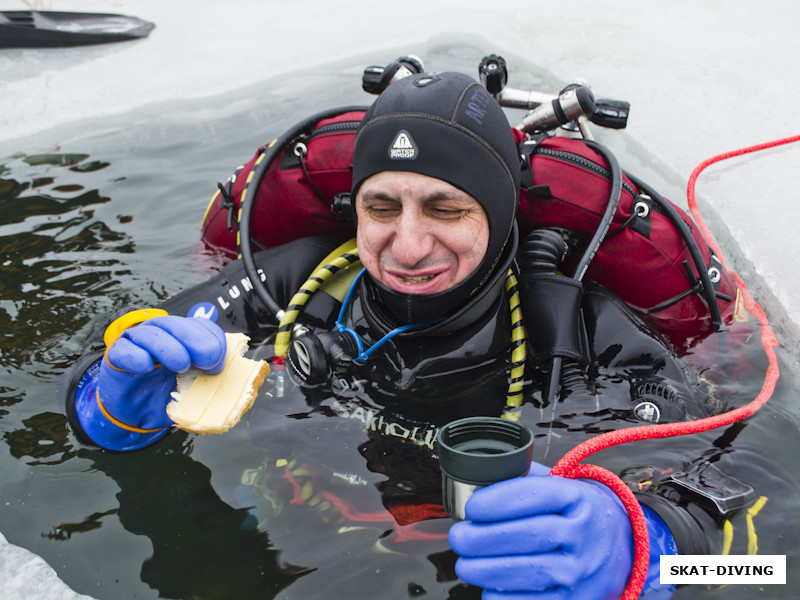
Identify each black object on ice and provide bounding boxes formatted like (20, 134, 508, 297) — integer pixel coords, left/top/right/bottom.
(0, 11, 155, 48)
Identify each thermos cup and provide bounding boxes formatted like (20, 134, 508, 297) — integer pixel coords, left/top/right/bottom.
(437, 417, 534, 521)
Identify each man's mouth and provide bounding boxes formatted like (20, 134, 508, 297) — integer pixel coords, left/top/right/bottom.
(398, 274, 436, 284)
(385, 268, 447, 294)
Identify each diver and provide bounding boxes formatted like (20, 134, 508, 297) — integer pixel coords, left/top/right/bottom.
(61, 71, 783, 599)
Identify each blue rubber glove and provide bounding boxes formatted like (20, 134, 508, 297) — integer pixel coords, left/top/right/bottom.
(449, 462, 644, 600)
(73, 315, 226, 451)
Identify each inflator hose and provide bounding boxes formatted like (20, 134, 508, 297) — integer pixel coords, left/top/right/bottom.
(575, 139, 624, 279)
(237, 106, 368, 321)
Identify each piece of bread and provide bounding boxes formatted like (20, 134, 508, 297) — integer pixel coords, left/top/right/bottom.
(167, 332, 269, 434)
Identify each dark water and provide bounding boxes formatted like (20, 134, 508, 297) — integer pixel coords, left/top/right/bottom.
(1, 41, 799, 599)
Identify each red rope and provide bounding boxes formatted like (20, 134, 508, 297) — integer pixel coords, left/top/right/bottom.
(687, 134, 800, 259)
(550, 134, 798, 598)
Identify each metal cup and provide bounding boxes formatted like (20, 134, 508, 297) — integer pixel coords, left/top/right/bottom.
(437, 417, 534, 521)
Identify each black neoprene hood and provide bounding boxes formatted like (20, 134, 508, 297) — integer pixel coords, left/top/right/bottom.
(352, 72, 521, 324)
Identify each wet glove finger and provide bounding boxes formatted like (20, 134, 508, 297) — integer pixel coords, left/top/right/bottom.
(146, 315, 227, 374)
(462, 474, 591, 523)
(117, 324, 192, 373)
(449, 513, 576, 556)
(455, 553, 584, 593)
(105, 336, 158, 374)
(526, 461, 551, 477)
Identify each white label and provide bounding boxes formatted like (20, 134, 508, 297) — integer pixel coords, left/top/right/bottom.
(660, 555, 786, 584)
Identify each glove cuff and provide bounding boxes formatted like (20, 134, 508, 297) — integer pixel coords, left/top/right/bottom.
(95, 386, 169, 435)
(70, 355, 170, 451)
(640, 504, 677, 598)
(636, 491, 709, 555)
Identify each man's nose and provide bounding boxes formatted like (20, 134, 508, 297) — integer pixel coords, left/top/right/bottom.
(391, 213, 434, 267)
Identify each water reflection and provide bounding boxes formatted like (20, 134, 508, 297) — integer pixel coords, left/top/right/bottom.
(4, 411, 77, 466)
(43, 509, 117, 542)
(94, 436, 313, 599)
(0, 153, 133, 374)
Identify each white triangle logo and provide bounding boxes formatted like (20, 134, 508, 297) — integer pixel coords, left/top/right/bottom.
(389, 130, 417, 159)
(394, 133, 413, 148)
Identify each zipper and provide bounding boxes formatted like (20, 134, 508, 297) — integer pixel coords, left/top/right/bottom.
(536, 147, 639, 199)
(308, 120, 362, 140)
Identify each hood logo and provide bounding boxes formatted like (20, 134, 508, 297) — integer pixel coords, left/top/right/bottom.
(389, 130, 417, 160)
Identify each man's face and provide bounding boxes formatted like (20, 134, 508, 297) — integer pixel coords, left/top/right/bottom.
(355, 171, 489, 295)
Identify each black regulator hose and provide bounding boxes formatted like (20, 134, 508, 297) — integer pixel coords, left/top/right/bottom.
(238, 105, 369, 321)
(574, 139, 623, 279)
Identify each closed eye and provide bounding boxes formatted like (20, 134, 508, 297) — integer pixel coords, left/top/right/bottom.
(362, 203, 401, 220)
(427, 206, 470, 220)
